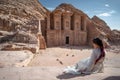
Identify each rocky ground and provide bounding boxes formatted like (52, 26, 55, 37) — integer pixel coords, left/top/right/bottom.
(0, 45, 120, 80)
(0, 50, 34, 68)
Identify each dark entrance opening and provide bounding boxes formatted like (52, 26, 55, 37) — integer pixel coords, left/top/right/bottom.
(66, 36, 69, 44)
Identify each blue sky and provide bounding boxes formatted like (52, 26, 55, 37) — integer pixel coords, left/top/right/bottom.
(39, 0, 120, 30)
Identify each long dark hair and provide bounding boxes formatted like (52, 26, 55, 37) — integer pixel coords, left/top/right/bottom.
(93, 38, 105, 64)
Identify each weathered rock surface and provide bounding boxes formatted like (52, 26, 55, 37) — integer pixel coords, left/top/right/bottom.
(0, 0, 48, 51)
(92, 16, 120, 45)
(87, 16, 112, 47)
(0, 0, 47, 32)
(110, 30, 120, 44)
(55, 3, 87, 16)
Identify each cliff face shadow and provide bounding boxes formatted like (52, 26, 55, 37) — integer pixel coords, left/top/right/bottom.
(103, 76, 120, 80)
(57, 74, 120, 80)
(56, 73, 90, 79)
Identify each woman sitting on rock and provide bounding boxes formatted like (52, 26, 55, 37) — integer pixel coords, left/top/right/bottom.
(63, 38, 105, 75)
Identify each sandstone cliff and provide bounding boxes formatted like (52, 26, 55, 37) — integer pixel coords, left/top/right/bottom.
(111, 30, 120, 44)
(91, 16, 120, 45)
(0, 0, 47, 31)
(0, 0, 47, 51)
(86, 16, 112, 47)
(0, 0, 47, 40)
(55, 3, 88, 16)
(92, 16, 110, 30)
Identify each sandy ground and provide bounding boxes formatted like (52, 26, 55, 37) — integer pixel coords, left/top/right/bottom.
(29, 46, 91, 67)
(0, 67, 120, 80)
(29, 46, 120, 68)
(0, 51, 34, 67)
(0, 45, 120, 80)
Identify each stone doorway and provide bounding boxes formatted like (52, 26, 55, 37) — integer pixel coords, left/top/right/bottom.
(66, 36, 69, 44)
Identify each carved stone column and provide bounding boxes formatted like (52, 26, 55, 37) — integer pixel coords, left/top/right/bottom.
(46, 12, 51, 30)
